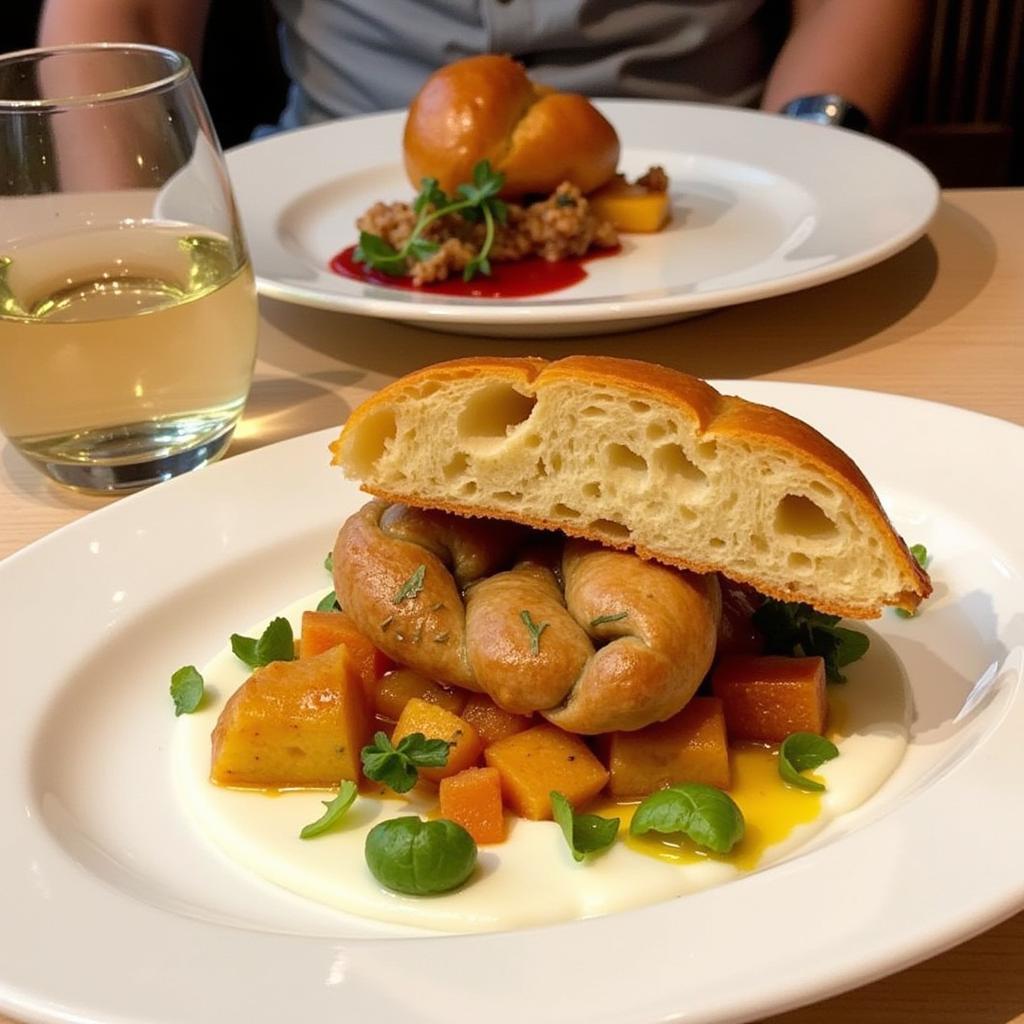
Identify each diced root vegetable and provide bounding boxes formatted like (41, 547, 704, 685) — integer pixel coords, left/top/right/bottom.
(605, 696, 730, 797)
(211, 644, 370, 788)
(299, 610, 394, 702)
(460, 692, 533, 746)
(439, 766, 506, 844)
(374, 668, 467, 721)
(390, 697, 484, 783)
(484, 723, 608, 820)
(588, 181, 670, 232)
(712, 655, 827, 743)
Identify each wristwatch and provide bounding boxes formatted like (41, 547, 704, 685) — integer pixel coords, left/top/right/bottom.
(780, 94, 871, 133)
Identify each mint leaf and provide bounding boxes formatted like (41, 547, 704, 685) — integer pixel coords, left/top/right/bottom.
(170, 665, 204, 716)
(779, 732, 839, 792)
(231, 616, 295, 669)
(393, 564, 426, 605)
(299, 780, 358, 838)
(361, 731, 450, 793)
(630, 783, 745, 854)
(316, 590, 340, 613)
(551, 791, 619, 862)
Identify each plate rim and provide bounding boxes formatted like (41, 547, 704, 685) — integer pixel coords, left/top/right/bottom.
(226, 101, 940, 326)
(2, 381, 1022, 1024)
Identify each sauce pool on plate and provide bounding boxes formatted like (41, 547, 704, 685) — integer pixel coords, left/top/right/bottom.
(329, 245, 620, 299)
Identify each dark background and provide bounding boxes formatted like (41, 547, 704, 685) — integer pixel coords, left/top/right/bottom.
(7, 0, 1024, 186)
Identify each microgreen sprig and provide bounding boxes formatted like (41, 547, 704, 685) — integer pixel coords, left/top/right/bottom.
(354, 161, 507, 282)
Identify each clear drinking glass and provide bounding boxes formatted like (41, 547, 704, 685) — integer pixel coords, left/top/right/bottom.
(0, 44, 258, 491)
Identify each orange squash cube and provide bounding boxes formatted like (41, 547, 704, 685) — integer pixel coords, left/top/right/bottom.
(374, 668, 467, 721)
(589, 180, 670, 232)
(712, 655, 827, 743)
(461, 692, 533, 746)
(390, 697, 483, 783)
(439, 766, 506, 844)
(211, 644, 370, 788)
(299, 610, 394, 701)
(484, 723, 609, 820)
(605, 697, 730, 797)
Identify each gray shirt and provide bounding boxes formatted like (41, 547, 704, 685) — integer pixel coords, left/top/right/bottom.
(271, 0, 779, 129)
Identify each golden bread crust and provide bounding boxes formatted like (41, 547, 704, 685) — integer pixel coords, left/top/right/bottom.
(331, 356, 932, 618)
(402, 55, 620, 197)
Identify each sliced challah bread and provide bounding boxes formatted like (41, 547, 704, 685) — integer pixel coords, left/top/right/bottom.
(331, 356, 930, 618)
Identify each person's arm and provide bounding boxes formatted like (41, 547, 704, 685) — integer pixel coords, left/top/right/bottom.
(761, 0, 927, 130)
(39, 0, 211, 69)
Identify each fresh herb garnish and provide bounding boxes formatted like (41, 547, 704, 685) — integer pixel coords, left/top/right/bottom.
(520, 609, 549, 655)
(365, 816, 477, 895)
(170, 665, 204, 716)
(316, 590, 341, 612)
(393, 564, 426, 605)
(778, 732, 839, 792)
(230, 616, 296, 669)
(550, 791, 619, 862)
(324, 551, 333, 573)
(629, 783, 745, 854)
(590, 611, 628, 628)
(360, 731, 450, 793)
(354, 160, 507, 282)
(896, 544, 930, 618)
(299, 780, 358, 838)
(752, 600, 869, 682)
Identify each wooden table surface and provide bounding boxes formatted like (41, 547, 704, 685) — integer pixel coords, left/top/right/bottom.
(1, 188, 1022, 1024)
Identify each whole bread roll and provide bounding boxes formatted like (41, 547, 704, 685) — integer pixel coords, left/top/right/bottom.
(330, 356, 932, 619)
(403, 54, 620, 198)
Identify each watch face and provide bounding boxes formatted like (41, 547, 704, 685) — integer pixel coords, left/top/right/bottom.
(782, 94, 870, 132)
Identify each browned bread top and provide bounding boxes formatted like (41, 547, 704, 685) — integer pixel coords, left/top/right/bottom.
(403, 55, 620, 198)
(331, 356, 931, 618)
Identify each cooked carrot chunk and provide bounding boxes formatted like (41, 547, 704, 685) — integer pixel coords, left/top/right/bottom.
(374, 668, 467, 721)
(439, 766, 506, 844)
(299, 610, 394, 702)
(211, 644, 370, 788)
(460, 692, 533, 746)
(606, 696, 730, 797)
(485, 723, 608, 820)
(390, 697, 483, 783)
(712, 655, 827, 743)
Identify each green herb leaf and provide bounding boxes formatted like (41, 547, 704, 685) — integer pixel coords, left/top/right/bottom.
(393, 564, 426, 605)
(353, 231, 407, 275)
(365, 816, 476, 895)
(170, 665, 204, 716)
(323, 551, 333, 573)
(550, 791, 619, 862)
(555, 193, 577, 208)
(299, 780, 358, 838)
(752, 599, 869, 682)
(413, 177, 448, 213)
(629, 783, 745, 854)
(590, 611, 628, 628)
(778, 732, 839, 792)
(360, 730, 451, 793)
(316, 590, 341, 613)
(520, 609, 549, 656)
(230, 616, 295, 669)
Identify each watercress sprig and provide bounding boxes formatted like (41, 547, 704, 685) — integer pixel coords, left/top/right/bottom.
(354, 161, 507, 282)
(361, 731, 451, 793)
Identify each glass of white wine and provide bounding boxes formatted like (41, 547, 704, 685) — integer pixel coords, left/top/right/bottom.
(0, 44, 258, 491)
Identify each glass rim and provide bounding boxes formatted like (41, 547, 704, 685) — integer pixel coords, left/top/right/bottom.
(0, 42, 192, 112)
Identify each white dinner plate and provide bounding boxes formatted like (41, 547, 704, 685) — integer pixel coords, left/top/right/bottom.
(226, 102, 939, 337)
(2, 382, 1023, 1024)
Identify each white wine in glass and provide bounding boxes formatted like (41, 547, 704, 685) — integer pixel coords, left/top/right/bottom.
(0, 44, 258, 491)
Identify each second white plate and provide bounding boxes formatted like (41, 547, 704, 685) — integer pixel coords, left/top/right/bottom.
(226, 101, 939, 336)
